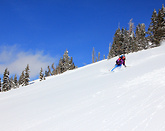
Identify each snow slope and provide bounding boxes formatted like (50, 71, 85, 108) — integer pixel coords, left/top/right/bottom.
(0, 41, 165, 131)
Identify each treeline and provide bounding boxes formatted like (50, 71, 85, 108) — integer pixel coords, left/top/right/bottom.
(92, 47, 106, 63)
(0, 64, 30, 92)
(108, 4, 165, 58)
(39, 49, 77, 81)
(0, 50, 77, 92)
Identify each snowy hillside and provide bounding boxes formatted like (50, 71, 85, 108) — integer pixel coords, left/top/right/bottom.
(0, 41, 165, 131)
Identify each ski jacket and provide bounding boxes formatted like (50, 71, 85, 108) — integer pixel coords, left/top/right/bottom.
(116, 57, 125, 66)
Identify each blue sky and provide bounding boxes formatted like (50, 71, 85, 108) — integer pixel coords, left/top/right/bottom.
(0, 0, 164, 79)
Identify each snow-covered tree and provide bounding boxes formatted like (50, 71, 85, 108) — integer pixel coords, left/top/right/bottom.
(148, 9, 159, 47)
(56, 65, 61, 74)
(108, 28, 121, 58)
(135, 23, 148, 50)
(69, 57, 76, 70)
(109, 27, 132, 58)
(47, 66, 51, 76)
(19, 71, 25, 86)
(128, 18, 135, 37)
(122, 28, 129, 54)
(14, 74, 19, 88)
(160, 4, 165, 41)
(24, 64, 30, 86)
(157, 4, 165, 42)
(128, 19, 137, 53)
(63, 49, 75, 71)
(63, 50, 70, 71)
(58, 57, 64, 73)
(10, 76, 15, 89)
(58, 50, 76, 73)
(39, 68, 44, 81)
(128, 32, 137, 52)
(51, 63, 56, 75)
(2, 68, 10, 91)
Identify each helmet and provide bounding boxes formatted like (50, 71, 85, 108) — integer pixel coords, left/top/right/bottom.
(120, 54, 126, 60)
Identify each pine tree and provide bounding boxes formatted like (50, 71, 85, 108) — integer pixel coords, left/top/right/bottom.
(157, 5, 165, 42)
(108, 43, 111, 59)
(56, 65, 61, 74)
(135, 24, 141, 50)
(98, 52, 100, 61)
(128, 18, 135, 36)
(47, 66, 51, 76)
(117, 27, 124, 55)
(10, 76, 15, 89)
(69, 57, 76, 70)
(19, 71, 25, 86)
(160, 4, 165, 41)
(122, 28, 129, 54)
(51, 63, 56, 75)
(119, 27, 126, 54)
(63, 49, 76, 71)
(14, 74, 19, 88)
(92, 47, 95, 63)
(39, 68, 44, 81)
(108, 42, 117, 58)
(58, 50, 76, 73)
(58, 57, 64, 73)
(141, 23, 148, 49)
(135, 23, 148, 51)
(24, 64, 30, 86)
(109, 27, 129, 57)
(108, 28, 121, 58)
(148, 9, 159, 47)
(128, 19, 137, 53)
(63, 49, 70, 71)
(2, 68, 10, 91)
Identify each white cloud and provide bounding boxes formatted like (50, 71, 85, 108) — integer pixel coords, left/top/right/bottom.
(0, 45, 58, 79)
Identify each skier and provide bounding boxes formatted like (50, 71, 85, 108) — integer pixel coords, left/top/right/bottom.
(111, 55, 126, 71)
